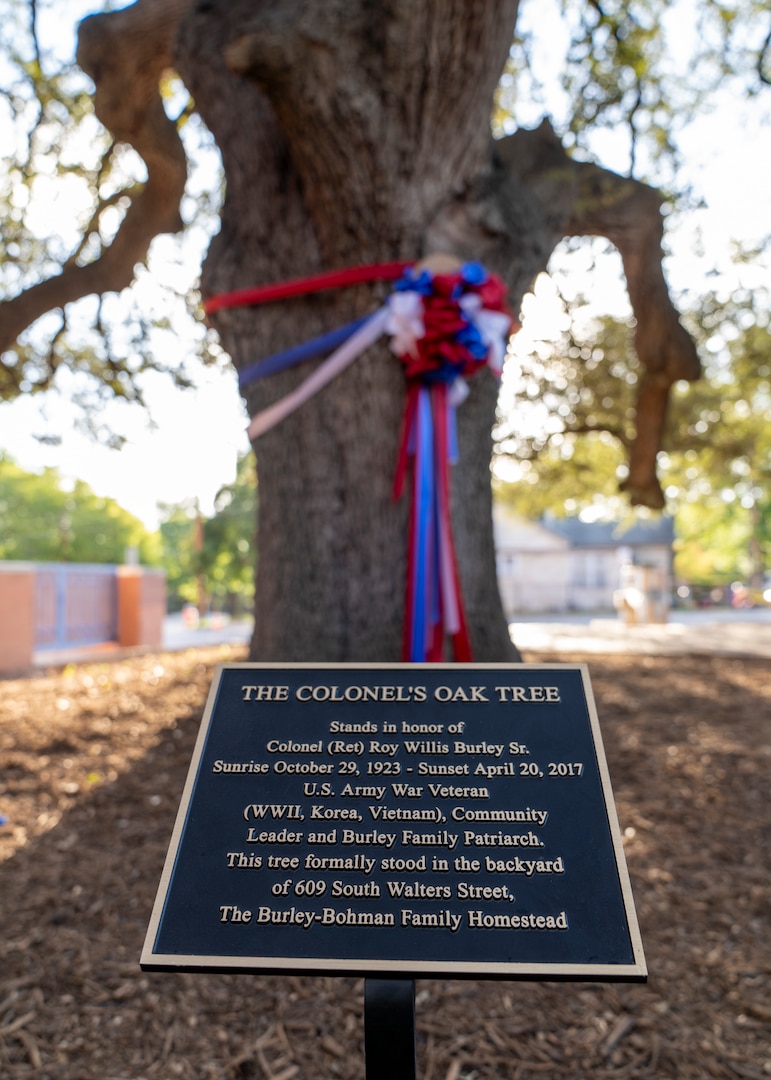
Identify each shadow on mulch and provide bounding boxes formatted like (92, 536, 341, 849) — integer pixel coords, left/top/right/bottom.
(1, 647, 769, 1079)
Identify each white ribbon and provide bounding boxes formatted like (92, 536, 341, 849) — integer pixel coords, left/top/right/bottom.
(459, 294, 512, 377)
(247, 307, 390, 440)
(245, 288, 511, 441)
(385, 290, 424, 358)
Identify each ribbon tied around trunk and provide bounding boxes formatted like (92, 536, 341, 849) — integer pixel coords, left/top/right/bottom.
(206, 257, 514, 662)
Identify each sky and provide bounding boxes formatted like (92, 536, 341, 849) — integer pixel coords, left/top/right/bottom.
(0, 369, 249, 527)
(0, 0, 769, 531)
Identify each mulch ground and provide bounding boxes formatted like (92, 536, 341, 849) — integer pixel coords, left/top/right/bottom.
(1, 645, 769, 1080)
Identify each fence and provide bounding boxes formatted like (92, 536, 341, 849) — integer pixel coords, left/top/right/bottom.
(35, 563, 118, 650)
(0, 562, 166, 673)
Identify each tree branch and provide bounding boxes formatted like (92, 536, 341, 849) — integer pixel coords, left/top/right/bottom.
(497, 120, 700, 508)
(0, 0, 190, 355)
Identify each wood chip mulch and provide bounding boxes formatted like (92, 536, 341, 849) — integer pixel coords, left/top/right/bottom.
(1, 646, 769, 1079)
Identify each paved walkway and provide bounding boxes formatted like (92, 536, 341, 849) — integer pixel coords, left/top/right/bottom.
(162, 614, 253, 651)
(509, 609, 771, 659)
(162, 609, 771, 659)
(30, 616, 254, 669)
(31, 610, 771, 667)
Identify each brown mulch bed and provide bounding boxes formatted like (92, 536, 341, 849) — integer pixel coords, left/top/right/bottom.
(1, 646, 769, 1079)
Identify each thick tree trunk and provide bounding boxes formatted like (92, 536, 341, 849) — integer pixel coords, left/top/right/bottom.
(175, 1, 532, 662)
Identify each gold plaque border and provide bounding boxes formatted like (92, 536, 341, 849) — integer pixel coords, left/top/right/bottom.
(140, 663, 647, 982)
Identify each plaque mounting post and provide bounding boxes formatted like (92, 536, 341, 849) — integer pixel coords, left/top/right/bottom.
(364, 978, 416, 1080)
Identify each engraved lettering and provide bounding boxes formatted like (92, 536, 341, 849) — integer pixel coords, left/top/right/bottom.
(304, 853, 376, 874)
(145, 664, 644, 982)
(243, 804, 304, 821)
(219, 904, 252, 922)
(256, 906, 316, 928)
(417, 762, 470, 776)
(320, 908, 396, 926)
(245, 828, 303, 844)
(473, 762, 519, 777)
(369, 805, 442, 822)
(368, 741, 399, 756)
(330, 880, 381, 898)
(266, 740, 323, 754)
(456, 882, 514, 900)
(329, 720, 379, 733)
(453, 742, 504, 758)
(226, 851, 263, 869)
(403, 740, 449, 754)
(462, 829, 544, 848)
(434, 686, 489, 703)
(452, 807, 549, 825)
(385, 881, 452, 899)
(340, 783, 386, 799)
(308, 805, 361, 820)
(495, 686, 561, 703)
(241, 685, 289, 701)
(401, 908, 462, 931)
(212, 759, 270, 774)
(467, 910, 568, 929)
(391, 783, 423, 797)
(296, 685, 427, 703)
(340, 829, 397, 848)
(401, 829, 458, 850)
(484, 855, 565, 875)
(427, 784, 490, 799)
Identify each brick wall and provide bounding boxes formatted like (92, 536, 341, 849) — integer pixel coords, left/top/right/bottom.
(0, 565, 36, 672)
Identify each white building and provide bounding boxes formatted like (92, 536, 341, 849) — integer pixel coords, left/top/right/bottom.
(494, 506, 674, 619)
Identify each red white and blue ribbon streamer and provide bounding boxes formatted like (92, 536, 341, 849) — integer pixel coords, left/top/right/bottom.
(205, 258, 514, 662)
(388, 261, 511, 661)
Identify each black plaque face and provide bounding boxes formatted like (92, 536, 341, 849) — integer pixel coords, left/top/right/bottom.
(141, 664, 646, 980)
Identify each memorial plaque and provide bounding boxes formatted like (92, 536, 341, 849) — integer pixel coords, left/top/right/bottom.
(141, 664, 646, 980)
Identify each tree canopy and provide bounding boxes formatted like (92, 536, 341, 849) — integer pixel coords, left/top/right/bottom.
(0, 449, 258, 610)
(0, 0, 224, 443)
(0, 451, 160, 562)
(1, 0, 767, 486)
(159, 450, 256, 614)
(494, 288, 771, 585)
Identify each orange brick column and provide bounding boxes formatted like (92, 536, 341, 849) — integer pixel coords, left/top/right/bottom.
(0, 564, 36, 673)
(117, 568, 167, 649)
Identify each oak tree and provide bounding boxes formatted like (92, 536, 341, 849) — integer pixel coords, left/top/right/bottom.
(2, 0, 723, 661)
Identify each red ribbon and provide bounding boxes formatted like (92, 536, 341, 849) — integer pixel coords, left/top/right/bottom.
(204, 262, 412, 315)
(432, 385, 472, 663)
(396, 383, 473, 663)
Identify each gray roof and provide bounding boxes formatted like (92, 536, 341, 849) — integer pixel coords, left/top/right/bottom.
(541, 515, 675, 548)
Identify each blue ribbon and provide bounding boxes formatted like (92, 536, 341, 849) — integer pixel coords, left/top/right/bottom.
(394, 268, 435, 296)
(447, 397, 459, 465)
(460, 261, 488, 286)
(411, 387, 434, 661)
(238, 316, 370, 390)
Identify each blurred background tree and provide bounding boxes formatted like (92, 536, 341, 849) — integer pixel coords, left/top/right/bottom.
(0, 451, 160, 563)
(494, 286, 771, 587)
(159, 450, 256, 616)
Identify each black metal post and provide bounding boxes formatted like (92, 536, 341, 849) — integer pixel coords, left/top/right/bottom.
(364, 978, 416, 1080)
